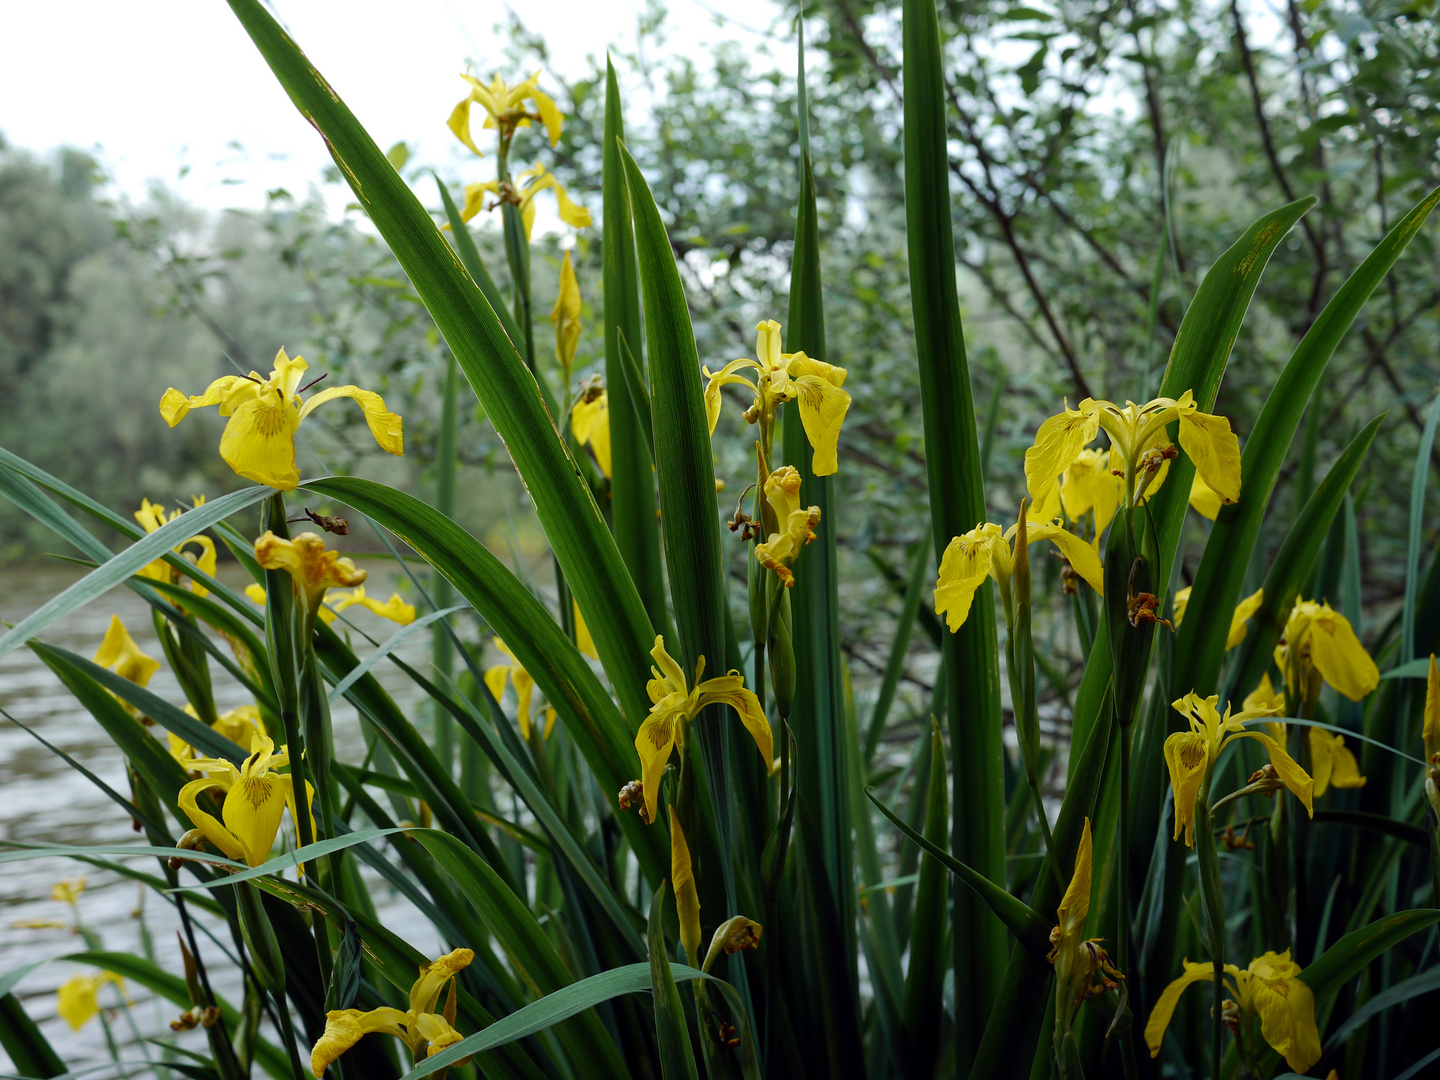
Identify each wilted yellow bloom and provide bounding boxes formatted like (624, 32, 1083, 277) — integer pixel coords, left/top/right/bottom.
(670, 809, 702, 965)
(448, 70, 562, 155)
(311, 947, 473, 1077)
(703, 320, 851, 475)
(94, 615, 160, 689)
(1047, 819, 1121, 1018)
(1146, 951, 1320, 1073)
(1310, 729, 1365, 797)
(57, 972, 127, 1031)
(1024, 391, 1241, 513)
(1425, 654, 1439, 765)
(754, 466, 821, 588)
(330, 586, 415, 626)
(485, 638, 553, 741)
(169, 704, 269, 765)
(253, 532, 367, 618)
(702, 916, 763, 973)
(1164, 692, 1311, 848)
(1172, 586, 1263, 650)
(135, 497, 216, 597)
(460, 162, 590, 239)
(550, 250, 581, 376)
(935, 517, 1102, 632)
(633, 636, 772, 824)
(160, 348, 403, 490)
(178, 732, 314, 868)
(571, 388, 611, 478)
(1275, 598, 1380, 702)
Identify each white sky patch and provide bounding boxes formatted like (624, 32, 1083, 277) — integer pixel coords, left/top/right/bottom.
(0, 0, 783, 216)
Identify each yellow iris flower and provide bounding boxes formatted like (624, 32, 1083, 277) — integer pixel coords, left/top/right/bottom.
(1046, 818, 1122, 1021)
(633, 636, 773, 825)
(160, 348, 403, 491)
(51, 877, 86, 906)
(311, 947, 473, 1077)
(934, 517, 1103, 633)
(169, 704, 268, 765)
(485, 638, 555, 741)
(1164, 692, 1311, 848)
(94, 615, 161, 689)
(448, 70, 563, 155)
(571, 388, 611, 478)
(253, 532, 367, 618)
(670, 809, 702, 965)
(330, 586, 415, 626)
(1059, 449, 1121, 536)
(177, 732, 315, 868)
(703, 320, 851, 476)
(1172, 586, 1264, 650)
(460, 162, 591, 240)
(1024, 391, 1241, 513)
(57, 972, 128, 1031)
(1310, 729, 1365, 797)
(550, 250, 581, 377)
(754, 466, 821, 588)
(1145, 951, 1320, 1073)
(135, 497, 216, 597)
(1274, 597, 1380, 703)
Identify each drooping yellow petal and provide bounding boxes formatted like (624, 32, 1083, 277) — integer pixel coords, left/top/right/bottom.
(221, 768, 291, 868)
(571, 391, 612, 478)
(635, 709, 679, 825)
(1309, 729, 1365, 797)
(698, 679, 774, 775)
(330, 586, 415, 626)
(1242, 673, 1285, 715)
(254, 532, 367, 614)
(220, 394, 302, 490)
(409, 948, 474, 1015)
(701, 359, 760, 435)
(935, 524, 1002, 632)
(789, 359, 851, 476)
(1306, 603, 1380, 701)
(551, 177, 592, 229)
(549, 250, 581, 375)
(446, 94, 483, 157)
(57, 973, 122, 1032)
(527, 83, 564, 146)
(1226, 588, 1264, 650)
(649, 636, 689, 696)
(670, 809, 702, 965)
(94, 615, 161, 688)
(1163, 731, 1209, 847)
(1189, 473, 1223, 520)
(1245, 956, 1321, 1073)
(573, 601, 598, 659)
(1144, 960, 1220, 1058)
(1228, 731, 1314, 818)
(459, 180, 495, 223)
(1177, 408, 1242, 505)
(177, 778, 248, 863)
(159, 376, 252, 427)
(1025, 400, 1099, 510)
(1060, 448, 1121, 536)
(310, 1007, 409, 1077)
(298, 386, 404, 457)
(1024, 522, 1103, 595)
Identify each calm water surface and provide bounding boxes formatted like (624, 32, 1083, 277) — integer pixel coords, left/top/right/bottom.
(0, 560, 443, 1073)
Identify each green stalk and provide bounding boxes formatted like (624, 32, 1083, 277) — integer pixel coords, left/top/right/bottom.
(1194, 791, 1226, 1080)
(434, 354, 459, 775)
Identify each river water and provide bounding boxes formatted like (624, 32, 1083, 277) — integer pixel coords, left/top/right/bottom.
(0, 560, 442, 1075)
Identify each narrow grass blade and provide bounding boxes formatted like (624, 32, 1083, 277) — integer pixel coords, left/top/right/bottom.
(866, 541, 930, 764)
(0, 994, 68, 1078)
(902, 0, 1006, 1052)
(325, 605, 466, 704)
(901, 718, 950, 1077)
(648, 884, 702, 1080)
(1403, 389, 1440, 663)
(223, 0, 658, 726)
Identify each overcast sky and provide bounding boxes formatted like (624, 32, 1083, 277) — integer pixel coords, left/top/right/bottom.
(0, 0, 783, 213)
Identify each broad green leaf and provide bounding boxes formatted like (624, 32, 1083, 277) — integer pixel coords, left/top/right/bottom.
(1323, 964, 1440, 1049)
(1300, 908, 1440, 1000)
(434, 176, 525, 353)
(648, 884, 701, 1080)
(902, 0, 1006, 1049)
(0, 485, 272, 661)
(1176, 186, 1440, 699)
(1382, 657, 1438, 680)
(223, 0, 657, 728)
(409, 830, 630, 1080)
(0, 994, 66, 1078)
(303, 475, 667, 881)
(604, 60, 669, 635)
